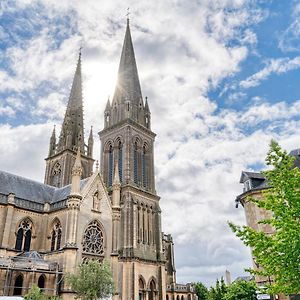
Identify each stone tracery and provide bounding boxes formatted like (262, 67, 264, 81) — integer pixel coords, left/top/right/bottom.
(82, 220, 104, 256)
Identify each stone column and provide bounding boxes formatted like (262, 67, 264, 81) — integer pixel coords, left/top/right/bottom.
(2, 193, 15, 249)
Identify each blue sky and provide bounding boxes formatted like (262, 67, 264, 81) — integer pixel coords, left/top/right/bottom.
(1, 0, 300, 287)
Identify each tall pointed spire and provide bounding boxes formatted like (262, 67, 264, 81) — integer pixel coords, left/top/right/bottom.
(45, 50, 94, 188)
(113, 19, 143, 107)
(58, 51, 84, 152)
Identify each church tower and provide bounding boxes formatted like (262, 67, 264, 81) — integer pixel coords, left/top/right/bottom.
(99, 20, 165, 285)
(44, 52, 94, 188)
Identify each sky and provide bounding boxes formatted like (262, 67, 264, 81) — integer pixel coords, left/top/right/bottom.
(1, 0, 300, 287)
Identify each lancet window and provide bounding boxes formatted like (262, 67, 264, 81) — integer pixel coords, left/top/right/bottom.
(142, 144, 147, 188)
(50, 220, 62, 251)
(134, 141, 138, 184)
(108, 144, 113, 187)
(148, 279, 156, 300)
(118, 140, 123, 182)
(51, 162, 61, 187)
(15, 219, 32, 251)
(82, 220, 104, 256)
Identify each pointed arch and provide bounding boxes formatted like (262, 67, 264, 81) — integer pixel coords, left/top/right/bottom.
(142, 142, 149, 189)
(50, 218, 62, 251)
(13, 274, 23, 296)
(51, 161, 62, 187)
(148, 277, 157, 300)
(82, 220, 105, 256)
(114, 136, 124, 183)
(138, 276, 146, 300)
(38, 274, 46, 291)
(15, 218, 34, 251)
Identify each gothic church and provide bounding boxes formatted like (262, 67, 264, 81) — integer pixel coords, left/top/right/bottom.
(0, 20, 196, 300)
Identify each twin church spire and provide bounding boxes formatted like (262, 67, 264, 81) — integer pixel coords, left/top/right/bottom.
(104, 19, 151, 129)
(45, 18, 153, 190)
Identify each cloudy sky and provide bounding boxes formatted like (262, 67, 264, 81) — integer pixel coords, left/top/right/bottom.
(1, 0, 300, 287)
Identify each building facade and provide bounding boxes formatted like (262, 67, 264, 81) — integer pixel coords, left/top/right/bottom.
(0, 20, 196, 300)
(237, 163, 300, 300)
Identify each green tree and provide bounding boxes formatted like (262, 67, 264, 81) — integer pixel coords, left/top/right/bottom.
(229, 140, 300, 295)
(208, 278, 227, 300)
(67, 259, 114, 300)
(24, 284, 45, 300)
(24, 284, 61, 300)
(224, 280, 257, 300)
(194, 282, 208, 300)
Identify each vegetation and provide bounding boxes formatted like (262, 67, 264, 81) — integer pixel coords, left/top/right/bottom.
(208, 278, 227, 300)
(67, 259, 114, 300)
(204, 278, 256, 300)
(224, 280, 257, 300)
(194, 282, 209, 300)
(229, 140, 300, 295)
(24, 284, 60, 300)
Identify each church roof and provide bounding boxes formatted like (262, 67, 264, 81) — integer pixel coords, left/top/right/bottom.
(0, 170, 89, 207)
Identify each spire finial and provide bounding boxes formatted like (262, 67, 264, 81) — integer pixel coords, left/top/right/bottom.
(126, 7, 130, 23)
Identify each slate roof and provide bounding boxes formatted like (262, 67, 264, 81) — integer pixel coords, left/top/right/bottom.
(239, 171, 265, 183)
(0, 170, 90, 204)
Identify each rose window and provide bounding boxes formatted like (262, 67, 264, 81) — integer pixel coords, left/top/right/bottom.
(82, 220, 104, 255)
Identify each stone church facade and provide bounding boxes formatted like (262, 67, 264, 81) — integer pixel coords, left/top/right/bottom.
(0, 20, 196, 300)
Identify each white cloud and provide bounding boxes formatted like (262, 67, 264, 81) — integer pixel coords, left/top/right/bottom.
(240, 56, 300, 89)
(2, 0, 299, 287)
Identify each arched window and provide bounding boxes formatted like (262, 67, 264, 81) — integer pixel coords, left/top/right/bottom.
(108, 145, 113, 187)
(24, 230, 31, 252)
(149, 279, 156, 300)
(51, 162, 61, 187)
(15, 219, 32, 251)
(166, 295, 169, 300)
(181, 296, 184, 300)
(15, 228, 23, 251)
(139, 277, 145, 300)
(13, 274, 23, 295)
(38, 275, 45, 291)
(176, 296, 180, 300)
(82, 220, 104, 256)
(142, 145, 147, 188)
(134, 141, 138, 184)
(50, 220, 62, 251)
(118, 141, 123, 182)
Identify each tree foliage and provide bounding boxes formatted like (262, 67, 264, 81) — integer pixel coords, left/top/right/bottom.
(24, 285, 60, 300)
(67, 259, 114, 300)
(224, 280, 257, 300)
(208, 278, 227, 300)
(207, 278, 256, 300)
(194, 282, 209, 300)
(229, 140, 300, 295)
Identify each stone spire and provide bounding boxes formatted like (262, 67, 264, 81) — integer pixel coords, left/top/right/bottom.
(88, 126, 93, 157)
(106, 19, 147, 127)
(44, 51, 94, 188)
(58, 51, 84, 152)
(48, 125, 56, 156)
(113, 19, 142, 105)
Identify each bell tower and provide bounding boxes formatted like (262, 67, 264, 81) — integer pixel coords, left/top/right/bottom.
(99, 19, 163, 264)
(44, 52, 94, 188)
